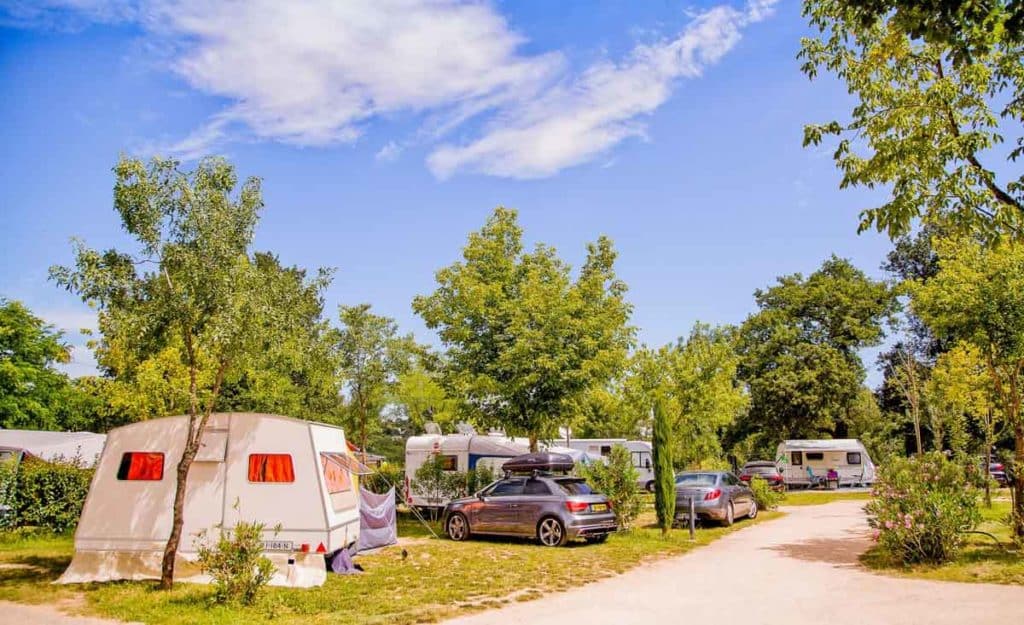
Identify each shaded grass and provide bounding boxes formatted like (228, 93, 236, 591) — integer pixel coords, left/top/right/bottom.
(861, 495, 1024, 585)
(0, 509, 781, 625)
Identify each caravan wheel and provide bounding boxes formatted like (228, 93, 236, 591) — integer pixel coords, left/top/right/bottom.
(446, 513, 470, 541)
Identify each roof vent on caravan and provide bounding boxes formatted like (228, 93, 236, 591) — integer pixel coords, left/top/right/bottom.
(423, 422, 442, 435)
(455, 422, 477, 436)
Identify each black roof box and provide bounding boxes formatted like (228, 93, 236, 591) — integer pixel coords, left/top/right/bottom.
(502, 452, 574, 474)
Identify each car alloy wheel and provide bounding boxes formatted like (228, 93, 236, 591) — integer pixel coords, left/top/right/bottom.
(748, 500, 758, 519)
(446, 513, 469, 541)
(538, 517, 566, 547)
(723, 502, 734, 527)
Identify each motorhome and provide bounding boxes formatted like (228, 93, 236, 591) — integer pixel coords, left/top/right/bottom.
(59, 413, 368, 588)
(775, 439, 876, 488)
(563, 439, 655, 491)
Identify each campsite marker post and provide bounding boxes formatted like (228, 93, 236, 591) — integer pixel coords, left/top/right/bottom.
(688, 497, 695, 541)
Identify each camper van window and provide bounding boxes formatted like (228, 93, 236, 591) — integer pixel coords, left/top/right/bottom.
(439, 455, 458, 471)
(791, 452, 803, 466)
(320, 453, 352, 494)
(117, 452, 164, 481)
(847, 452, 862, 465)
(248, 454, 295, 483)
(600, 445, 612, 456)
(805, 452, 824, 461)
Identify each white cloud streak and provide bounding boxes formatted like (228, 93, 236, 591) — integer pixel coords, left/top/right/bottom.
(4, 0, 777, 179)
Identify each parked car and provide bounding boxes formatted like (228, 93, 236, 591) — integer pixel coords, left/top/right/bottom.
(738, 461, 785, 491)
(442, 472, 618, 547)
(674, 471, 757, 526)
(989, 462, 1009, 487)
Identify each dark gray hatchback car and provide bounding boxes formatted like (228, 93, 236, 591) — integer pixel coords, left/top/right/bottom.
(443, 474, 618, 546)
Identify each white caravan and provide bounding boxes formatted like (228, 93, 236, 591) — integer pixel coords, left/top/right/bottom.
(404, 424, 594, 507)
(404, 424, 528, 507)
(775, 439, 876, 488)
(0, 429, 107, 467)
(563, 439, 655, 491)
(59, 413, 367, 588)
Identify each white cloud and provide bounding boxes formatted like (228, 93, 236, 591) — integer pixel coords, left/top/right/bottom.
(375, 140, 404, 163)
(6, 0, 777, 178)
(427, 1, 777, 179)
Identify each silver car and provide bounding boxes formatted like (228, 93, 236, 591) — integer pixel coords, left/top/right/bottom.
(443, 475, 618, 546)
(673, 471, 757, 526)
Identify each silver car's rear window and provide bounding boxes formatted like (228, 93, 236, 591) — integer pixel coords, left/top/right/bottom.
(554, 479, 594, 495)
(675, 473, 718, 486)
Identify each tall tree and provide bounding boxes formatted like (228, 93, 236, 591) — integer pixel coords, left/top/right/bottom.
(910, 237, 1024, 535)
(652, 397, 675, 537)
(336, 304, 415, 459)
(413, 208, 633, 450)
(736, 257, 895, 445)
(0, 299, 74, 430)
(391, 362, 459, 432)
(801, 0, 1024, 241)
(51, 156, 329, 588)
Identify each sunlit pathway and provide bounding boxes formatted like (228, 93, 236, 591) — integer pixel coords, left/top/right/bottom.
(441, 500, 1024, 625)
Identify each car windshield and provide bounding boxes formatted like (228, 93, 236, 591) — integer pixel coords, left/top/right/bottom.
(675, 473, 718, 486)
(554, 479, 594, 495)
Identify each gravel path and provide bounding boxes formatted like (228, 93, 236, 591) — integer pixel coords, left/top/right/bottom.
(441, 500, 1024, 625)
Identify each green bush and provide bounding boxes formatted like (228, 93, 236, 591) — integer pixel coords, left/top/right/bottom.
(412, 455, 465, 518)
(464, 465, 496, 495)
(865, 452, 981, 564)
(581, 445, 640, 530)
(361, 462, 405, 496)
(196, 520, 276, 606)
(0, 458, 18, 530)
(11, 457, 94, 533)
(749, 476, 783, 510)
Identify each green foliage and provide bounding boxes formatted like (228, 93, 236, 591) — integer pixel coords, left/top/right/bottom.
(866, 453, 981, 564)
(411, 455, 464, 510)
(464, 464, 496, 496)
(735, 256, 895, 442)
(748, 476, 784, 511)
(652, 398, 675, 535)
(337, 304, 418, 455)
(0, 299, 75, 430)
(0, 458, 17, 530)
(581, 445, 639, 530)
(800, 0, 1024, 241)
(195, 520, 275, 606)
(413, 207, 634, 449)
(360, 462, 405, 497)
(391, 363, 459, 432)
(8, 457, 93, 533)
(910, 237, 1024, 536)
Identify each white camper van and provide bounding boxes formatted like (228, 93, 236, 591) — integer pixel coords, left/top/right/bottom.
(404, 424, 528, 507)
(60, 413, 367, 588)
(776, 439, 876, 488)
(564, 439, 655, 491)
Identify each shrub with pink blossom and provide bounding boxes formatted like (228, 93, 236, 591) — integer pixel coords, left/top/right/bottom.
(865, 452, 980, 564)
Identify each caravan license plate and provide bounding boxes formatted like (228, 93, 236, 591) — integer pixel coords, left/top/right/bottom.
(263, 540, 294, 552)
(591, 504, 608, 513)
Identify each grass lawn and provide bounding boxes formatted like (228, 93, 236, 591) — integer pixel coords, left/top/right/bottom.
(780, 489, 873, 506)
(861, 494, 1024, 585)
(0, 508, 781, 625)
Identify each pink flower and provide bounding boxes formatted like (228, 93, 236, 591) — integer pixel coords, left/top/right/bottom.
(884, 520, 894, 529)
(904, 518, 912, 529)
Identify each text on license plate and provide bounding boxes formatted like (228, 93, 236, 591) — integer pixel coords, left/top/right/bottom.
(590, 504, 608, 512)
(263, 540, 294, 551)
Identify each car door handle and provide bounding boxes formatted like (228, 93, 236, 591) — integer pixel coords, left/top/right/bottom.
(508, 504, 519, 508)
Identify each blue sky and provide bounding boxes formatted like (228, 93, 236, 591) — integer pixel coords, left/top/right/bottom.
(0, 0, 894, 383)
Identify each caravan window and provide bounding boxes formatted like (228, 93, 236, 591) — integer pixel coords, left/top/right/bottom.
(438, 455, 458, 471)
(248, 454, 295, 483)
(117, 452, 164, 481)
(320, 453, 353, 494)
(847, 452, 862, 465)
(805, 452, 824, 461)
(790, 452, 803, 466)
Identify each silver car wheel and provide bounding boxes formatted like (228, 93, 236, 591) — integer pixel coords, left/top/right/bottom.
(538, 517, 565, 547)
(446, 513, 468, 541)
(723, 502, 734, 527)
(748, 499, 758, 519)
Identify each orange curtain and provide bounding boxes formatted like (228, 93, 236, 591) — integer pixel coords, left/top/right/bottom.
(248, 454, 295, 483)
(320, 454, 352, 494)
(122, 452, 164, 480)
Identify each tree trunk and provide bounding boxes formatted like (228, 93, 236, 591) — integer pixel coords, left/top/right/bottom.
(911, 407, 923, 456)
(1014, 424, 1024, 539)
(984, 414, 993, 508)
(528, 433, 538, 453)
(159, 417, 203, 589)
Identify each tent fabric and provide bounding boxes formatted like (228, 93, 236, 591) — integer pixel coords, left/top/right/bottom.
(356, 487, 397, 552)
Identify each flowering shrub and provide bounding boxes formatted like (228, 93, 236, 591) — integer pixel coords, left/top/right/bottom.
(865, 453, 980, 564)
(749, 476, 784, 510)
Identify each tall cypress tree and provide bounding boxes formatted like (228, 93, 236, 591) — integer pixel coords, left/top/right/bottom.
(653, 397, 675, 536)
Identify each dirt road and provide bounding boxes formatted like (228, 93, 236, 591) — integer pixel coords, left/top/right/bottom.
(442, 500, 1024, 625)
